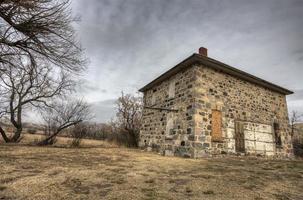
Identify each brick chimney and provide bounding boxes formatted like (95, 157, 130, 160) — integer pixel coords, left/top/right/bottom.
(198, 47, 208, 56)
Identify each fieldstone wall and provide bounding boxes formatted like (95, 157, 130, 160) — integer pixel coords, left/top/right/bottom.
(193, 64, 292, 157)
(139, 67, 197, 157)
(139, 64, 293, 158)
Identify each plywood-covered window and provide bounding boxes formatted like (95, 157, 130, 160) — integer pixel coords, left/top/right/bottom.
(151, 94, 156, 105)
(211, 110, 223, 142)
(166, 113, 174, 135)
(168, 80, 175, 99)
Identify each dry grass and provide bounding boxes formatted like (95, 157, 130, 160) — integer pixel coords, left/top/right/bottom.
(0, 135, 303, 200)
(4, 133, 117, 148)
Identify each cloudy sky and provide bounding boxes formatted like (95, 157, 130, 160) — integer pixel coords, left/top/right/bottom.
(71, 0, 303, 122)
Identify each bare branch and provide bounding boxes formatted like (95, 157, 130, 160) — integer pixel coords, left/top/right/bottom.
(112, 92, 143, 147)
(0, 60, 73, 142)
(0, 0, 87, 72)
(38, 99, 91, 145)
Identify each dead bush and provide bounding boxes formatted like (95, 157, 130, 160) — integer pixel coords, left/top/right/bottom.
(70, 123, 88, 147)
(106, 129, 138, 147)
(293, 138, 303, 158)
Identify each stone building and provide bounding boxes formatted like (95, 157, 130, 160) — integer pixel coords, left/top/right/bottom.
(138, 47, 294, 158)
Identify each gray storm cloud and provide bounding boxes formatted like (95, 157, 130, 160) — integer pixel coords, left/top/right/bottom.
(71, 0, 303, 122)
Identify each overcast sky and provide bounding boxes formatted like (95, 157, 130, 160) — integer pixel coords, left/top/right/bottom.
(71, 0, 303, 122)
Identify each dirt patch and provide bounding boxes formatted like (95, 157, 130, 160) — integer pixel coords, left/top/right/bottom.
(203, 190, 215, 195)
(62, 177, 90, 194)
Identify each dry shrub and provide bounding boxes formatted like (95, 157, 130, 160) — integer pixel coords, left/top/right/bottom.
(293, 138, 303, 158)
(70, 123, 88, 147)
(80, 123, 111, 140)
(67, 122, 138, 147)
(106, 129, 138, 147)
(31, 135, 57, 146)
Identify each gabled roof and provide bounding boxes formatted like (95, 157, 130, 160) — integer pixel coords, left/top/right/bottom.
(139, 53, 293, 95)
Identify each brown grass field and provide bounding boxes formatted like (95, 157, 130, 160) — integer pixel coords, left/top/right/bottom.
(0, 134, 303, 200)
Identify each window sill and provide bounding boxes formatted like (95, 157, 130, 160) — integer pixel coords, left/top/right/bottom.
(211, 139, 224, 143)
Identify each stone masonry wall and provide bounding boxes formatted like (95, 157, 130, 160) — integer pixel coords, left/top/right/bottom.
(139, 67, 197, 157)
(139, 64, 293, 158)
(192, 64, 292, 157)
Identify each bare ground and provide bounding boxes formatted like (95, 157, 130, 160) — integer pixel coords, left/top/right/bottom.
(0, 135, 303, 200)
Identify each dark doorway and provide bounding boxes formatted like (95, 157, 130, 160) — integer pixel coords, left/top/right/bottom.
(273, 122, 282, 147)
(235, 121, 245, 153)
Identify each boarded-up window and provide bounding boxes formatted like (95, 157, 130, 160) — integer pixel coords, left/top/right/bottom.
(166, 114, 174, 135)
(274, 123, 282, 146)
(168, 80, 175, 98)
(211, 110, 223, 142)
(151, 94, 156, 105)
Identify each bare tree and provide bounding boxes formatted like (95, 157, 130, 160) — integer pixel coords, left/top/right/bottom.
(38, 99, 90, 145)
(0, 0, 87, 142)
(113, 92, 142, 147)
(0, 61, 72, 142)
(0, 0, 86, 72)
(290, 110, 303, 136)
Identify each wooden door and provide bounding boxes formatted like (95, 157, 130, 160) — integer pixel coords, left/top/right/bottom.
(235, 121, 245, 153)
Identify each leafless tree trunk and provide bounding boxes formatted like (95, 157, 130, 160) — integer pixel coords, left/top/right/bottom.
(0, 125, 9, 141)
(0, 0, 86, 142)
(38, 99, 90, 145)
(0, 61, 73, 142)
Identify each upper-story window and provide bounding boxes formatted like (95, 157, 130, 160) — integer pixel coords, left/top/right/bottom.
(168, 80, 175, 99)
(151, 93, 156, 105)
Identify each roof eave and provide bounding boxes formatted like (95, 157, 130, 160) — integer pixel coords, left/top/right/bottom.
(196, 54, 294, 95)
(139, 54, 294, 95)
